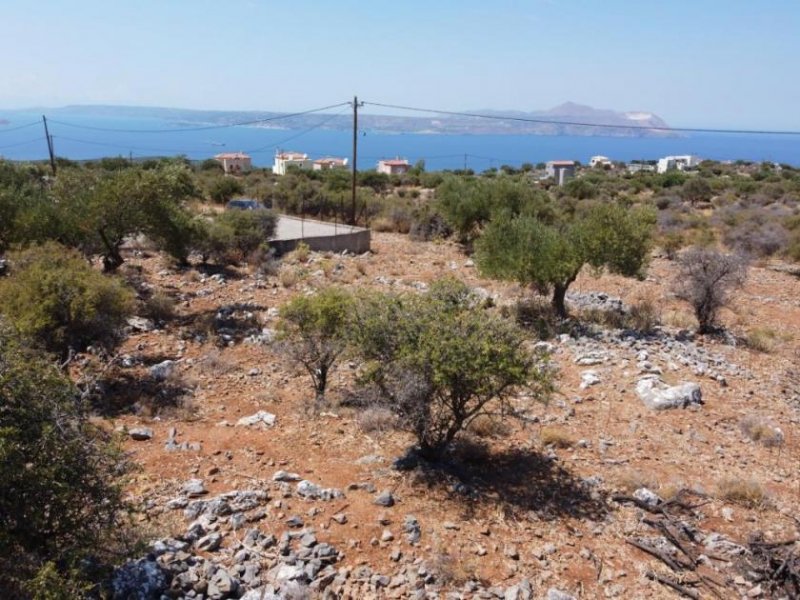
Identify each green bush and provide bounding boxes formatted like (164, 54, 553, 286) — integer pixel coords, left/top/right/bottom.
(0, 243, 134, 358)
(209, 177, 244, 203)
(0, 326, 129, 596)
(351, 278, 552, 459)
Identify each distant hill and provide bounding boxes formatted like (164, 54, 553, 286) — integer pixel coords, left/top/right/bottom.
(43, 102, 673, 137)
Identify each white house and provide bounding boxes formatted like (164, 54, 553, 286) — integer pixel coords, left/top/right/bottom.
(273, 151, 312, 175)
(589, 155, 612, 168)
(377, 158, 410, 175)
(627, 161, 657, 174)
(214, 152, 252, 174)
(313, 157, 348, 171)
(545, 160, 576, 186)
(656, 155, 702, 174)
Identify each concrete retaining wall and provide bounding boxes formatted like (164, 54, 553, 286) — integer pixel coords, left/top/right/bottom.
(269, 216, 371, 256)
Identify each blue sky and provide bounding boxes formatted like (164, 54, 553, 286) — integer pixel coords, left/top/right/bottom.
(1, 0, 798, 129)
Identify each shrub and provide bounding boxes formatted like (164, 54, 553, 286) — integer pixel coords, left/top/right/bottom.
(351, 278, 552, 459)
(409, 210, 451, 241)
(215, 209, 277, 262)
(279, 267, 299, 288)
(370, 216, 395, 232)
(716, 477, 767, 508)
(141, 291, 176, 325)
(626, 295, 661, 333)
(209, 177, 244, 204)
(0, 243, 134, 358)
(291, 241, 310, 263)
(539, 425, 576, 448)
(356, 406, 399, 433)
(674, 247, 748, 334)
(0, 326, 129, 595)
(739, 415, 784, 447)
(278, 287, 355, 405)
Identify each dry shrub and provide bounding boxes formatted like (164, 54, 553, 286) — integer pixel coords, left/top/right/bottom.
(717, 477, 768, 507)
(371, 217, 395, 232)
(279, 267, 299, 288)
(580, 307, 625, 330)
(355, 261, 368, 276)
(320, 259, 334, 278)
(511, 296, 560, 339)
(201, 348, 236, 376)
(468, 414, 511, 438)
(617, 470, 659, 494)
(744, 327, 780, 353)
(740, 415, 784, 447)
(626, 294, 661, 333)
(290, 241, 310, 264)
(427, 552, 474, 586)
(356, 406, 398, 433)
(141, 291, 177, 324)
(663, 309, 695, 330)
(539, 425, 576, 449)
(450, 434, 490, 464)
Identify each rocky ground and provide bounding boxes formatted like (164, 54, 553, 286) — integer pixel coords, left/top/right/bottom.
(98, 233, 800, 599)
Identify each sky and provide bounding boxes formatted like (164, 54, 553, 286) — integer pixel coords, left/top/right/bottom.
(1, 0, 799, 129)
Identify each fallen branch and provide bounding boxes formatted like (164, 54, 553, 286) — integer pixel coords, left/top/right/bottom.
(626, 538, 685, 572)
(645, 571, 700, 599)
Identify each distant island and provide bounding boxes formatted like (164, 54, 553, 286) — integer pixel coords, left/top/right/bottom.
(38, 101, 672, 138)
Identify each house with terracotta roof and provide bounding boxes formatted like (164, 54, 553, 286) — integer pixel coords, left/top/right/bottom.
(377, 158, 410, 175)
(273, 151, 312, 175)
(313, 157, 349, 171)
(545, 160, 576, 186)
(214, 152, 252, 174)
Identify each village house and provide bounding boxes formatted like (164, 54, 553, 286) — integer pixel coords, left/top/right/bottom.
(589, 155, 612, 168)
(273, 151, 313, 175)
(657, 154, 702, 174)
(377, 158, 410, 175)
(313, 157, 349, 171)
(545, 160, 576, 186)
(214, 152, 252, 174)
(627, 161, 657, 174)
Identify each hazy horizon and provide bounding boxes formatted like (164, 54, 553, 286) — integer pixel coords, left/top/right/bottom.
(1, 1, 799, 129)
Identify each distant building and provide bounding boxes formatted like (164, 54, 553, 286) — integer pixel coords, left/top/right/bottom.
(214, 152, 251, 174)
(656, 155, 702, 174)
(589, 155, 612, 168)
(313, 157, 349, 171)
(273, 151, 312, 175)
(545, 160, 576, 186)
(377, 158, 410, 175)
(627, 161, 657, 174)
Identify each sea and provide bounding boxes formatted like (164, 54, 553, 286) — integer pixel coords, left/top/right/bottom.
(2, 112, 799, 170)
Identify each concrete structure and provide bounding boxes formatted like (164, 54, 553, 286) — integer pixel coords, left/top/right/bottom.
(657, 155, 702, 174)
(545, 160, 576, 185)
(269, 216, 370, 255)
(214, 152, 252, 174)
(589, 155, 612, 168)
(313, 157, 349, 171)
(377, 158, 410, 175)
(273, 151, 312, 175)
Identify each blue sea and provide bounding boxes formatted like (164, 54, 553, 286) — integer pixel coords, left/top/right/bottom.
(1, 112, 799, 169)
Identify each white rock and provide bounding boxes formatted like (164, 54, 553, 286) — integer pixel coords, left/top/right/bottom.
(149, 360, 176, 382)
(635, 376, 702, 410)
(580, 371, 601, 389)
(236, 411, 276, 428)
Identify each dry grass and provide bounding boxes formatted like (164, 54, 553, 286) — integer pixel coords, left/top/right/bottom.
(200, 348, 237, 377)
(626, 294, 661, 333)
(539, 425, 576, 449)
(320, 259, 335, 278)
(141, 291, 177, 324)
(662, 309, 695, 330)
(467, 415, 511, 439)
(279, 267, 299, 288)
(355, 261, 368, 276)
(716, 476, 768, 508)
(616, 470, 659, 494)
(743, 327, 787, 353)
(290, 242, 310, 264)
(370, 217, 395, 232)
(356, 406, 398, 434)
(739, 415, 784, 447)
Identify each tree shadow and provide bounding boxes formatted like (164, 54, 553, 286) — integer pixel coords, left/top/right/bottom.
(407, 446, 608, 522)
(177, 302, 267, 345)
(89, 371, 192, 418)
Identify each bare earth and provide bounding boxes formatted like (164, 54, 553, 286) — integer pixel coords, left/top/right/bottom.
(108, 232, 800, 599)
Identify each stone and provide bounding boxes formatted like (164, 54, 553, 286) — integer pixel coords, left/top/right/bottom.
(182, 479, 207, 498)
(504, 545, 520, 560)
(580, 371, 601, 389)
(404, 515, 421, 544)
(236, 411, 276, 428)
(380, 529, 394, 542)
(129, 427, 154, 441)
(111, 557, 169, 599)
(127, 316, 155, 332)
(374, 490, 395, 507)
(149, 360, 177, 382)
(208, 568, 236, 600)
(273, 470, 302, 482)
(196, 532, 222, 552)
(633, 487, 662, 507)
(547, 589, 577, 600)
(635, 376, 703, 410)
(297, 480, 343, 501)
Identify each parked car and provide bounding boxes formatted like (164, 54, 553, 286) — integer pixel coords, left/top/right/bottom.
(226, 198, 263, 210)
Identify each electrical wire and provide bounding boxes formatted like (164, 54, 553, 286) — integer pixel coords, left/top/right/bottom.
(47, 102, 351, 134)
(245, 106, 349, 154)
(0, 136, 47, 150)
(363, 101, 800, 136)
(53, 135, 210, 155)
(0, 120, 41, 134)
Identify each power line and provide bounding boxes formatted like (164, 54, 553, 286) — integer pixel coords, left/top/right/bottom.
(0, 136, 47, 150)
(46, 102, 351, 134)
(54, 135, 210, 155)
(0, 120, 42, 135)
(363, 101, 800, 136)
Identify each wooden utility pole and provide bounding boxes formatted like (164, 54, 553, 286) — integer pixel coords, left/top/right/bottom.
(350, 95, 363, 226)
(42, 115, 56, 176)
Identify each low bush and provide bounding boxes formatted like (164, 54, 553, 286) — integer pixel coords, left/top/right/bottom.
(539, 425, 576, 448)
(716, 477, 768, 508)
(141, 291, 177, 325)
(739, 415, 784, 447)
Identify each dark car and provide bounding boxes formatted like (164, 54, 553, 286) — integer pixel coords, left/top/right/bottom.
(226, 198, 263, 210)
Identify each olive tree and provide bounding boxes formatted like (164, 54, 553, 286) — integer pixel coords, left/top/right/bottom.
(674, 247, 748, 334)
(476, 202, 656, 318)
(278, 287, 355, 406)
(351, 278, 551, 460)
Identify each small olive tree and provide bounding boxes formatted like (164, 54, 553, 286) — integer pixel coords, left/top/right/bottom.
(351, 278, 552, 460)
(476, 202, 656, 318)
(674, 247, 748, 334)
(278, 287, 354, 406)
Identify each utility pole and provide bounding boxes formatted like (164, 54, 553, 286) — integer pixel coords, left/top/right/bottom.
(464, 153, 468, 172)
(350, 95, 363, 226)
(42, 115, 56, 176)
